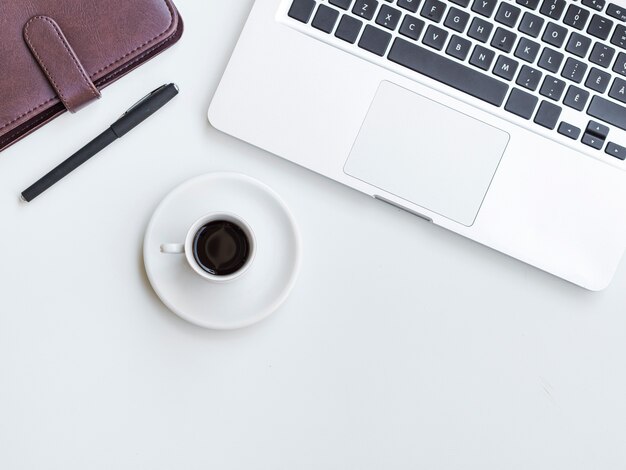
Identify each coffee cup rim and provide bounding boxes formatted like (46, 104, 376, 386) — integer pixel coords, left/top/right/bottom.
(184, 212, 256, 283)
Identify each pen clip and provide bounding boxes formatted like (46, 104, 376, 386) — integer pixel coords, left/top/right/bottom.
(119, 83, 175, 118)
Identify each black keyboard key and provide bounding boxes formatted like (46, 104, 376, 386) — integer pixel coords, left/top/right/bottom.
(329, 0, 352, 9)
(564, 85, 590, 110)
(472, 0, 498, 18)
(376, 4, 403, 29)
(505, 88, 539, 118)
(612, 25, 626, 49)
(399, 15, 425, 39)
(491, 27, 517, 52)
(468, 17, 493, 42)
(561, 57, 588, 83)
(446, 35, 472, 59)
(613, 52, 626, 76)
(538, 47, 564, 73)
(534, 100, 562, 128)
(609, 76, 626, 102)
(388, 38, 510, 105)
(558, 121, 582, 139)
(449, 0, 470, 7)
(312, 5, 340, 33)
(422, 24, 449, 49)
(495, 3, 522, 27)
(587, 95, 626, 130)
(540, 75, 566, 100)
(289, 0, 317, 22)
(587, 120, 610, 138)
(566, 32, 592, 57)
(515, 37, 541, 61)
(353, 0, 379, 20)
(606, 141, 626, 159)
(518, 12, 544, 37)
(444, 7, 470, 33)
(421, 0, 446, 22)
(586, 66, 612, 91)
(588, 15, 614, 40)
(517, 65, 543, 90)
(358, 24, 392, 55)
(607, 3, 626, 22)
(470, 44, 496, 69)
(335, 14, 364, 43)
(517, 0, 540, 9)
(398, 0, 421, 13)
(493, 55, 520, 80)
(582, 0, 606, 12)
(563, 5, 591, 30)
(589, 43, 616, 67)
(540, 0, 566, 20)
(582, 132, 605, 149)
(542, 22, 568, 47)
(563, 85, 589, 111)
(564, 88, 590, 113)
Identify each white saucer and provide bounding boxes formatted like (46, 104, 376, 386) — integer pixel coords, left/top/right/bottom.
(143, 173, 301, 329)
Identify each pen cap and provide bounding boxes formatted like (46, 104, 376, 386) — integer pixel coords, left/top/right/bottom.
(111, 83, 179, 138)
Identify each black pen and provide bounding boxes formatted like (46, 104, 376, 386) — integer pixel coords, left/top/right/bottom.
(21, 83, 179, 203)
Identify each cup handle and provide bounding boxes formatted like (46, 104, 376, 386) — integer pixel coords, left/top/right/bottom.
(160, 243, 185, 254)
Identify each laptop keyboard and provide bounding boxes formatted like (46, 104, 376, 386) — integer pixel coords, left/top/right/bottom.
(286, 0, 626, 161)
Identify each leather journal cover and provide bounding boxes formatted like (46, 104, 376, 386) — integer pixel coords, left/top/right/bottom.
(0, 0, 183, 152)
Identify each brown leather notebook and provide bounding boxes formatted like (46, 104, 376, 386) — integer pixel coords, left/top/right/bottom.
(0, 0, 183, 152)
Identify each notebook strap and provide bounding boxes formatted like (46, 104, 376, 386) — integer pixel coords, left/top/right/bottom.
(24, 16, 101, 113)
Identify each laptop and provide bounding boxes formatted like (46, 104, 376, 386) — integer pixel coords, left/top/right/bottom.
(209, 0, 626, 290)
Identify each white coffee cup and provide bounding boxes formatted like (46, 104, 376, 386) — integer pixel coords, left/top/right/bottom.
(160, 212, 256, 283)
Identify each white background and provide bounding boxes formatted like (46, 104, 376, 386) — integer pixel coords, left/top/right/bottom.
(1, 1, 626, 468)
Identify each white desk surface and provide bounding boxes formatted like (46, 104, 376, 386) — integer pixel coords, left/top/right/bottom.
(1, 1, 626, 468)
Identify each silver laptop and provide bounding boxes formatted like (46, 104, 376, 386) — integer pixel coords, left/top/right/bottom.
(209, 0, 626, 290)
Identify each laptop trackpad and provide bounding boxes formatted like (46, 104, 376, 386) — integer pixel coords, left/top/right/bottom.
(344, 81, 510, 226)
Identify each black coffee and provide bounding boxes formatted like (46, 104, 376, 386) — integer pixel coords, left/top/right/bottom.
(192, 220, 251, 276)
